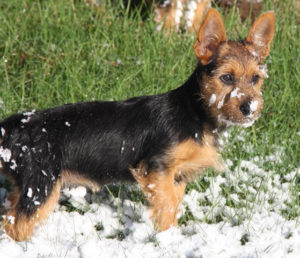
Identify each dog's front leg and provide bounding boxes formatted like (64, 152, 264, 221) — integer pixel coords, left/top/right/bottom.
(132, 167, 186, 231)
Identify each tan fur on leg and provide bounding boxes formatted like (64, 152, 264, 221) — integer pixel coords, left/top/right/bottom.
(3, 181, 61, 241)
(132, 166, 186, 231)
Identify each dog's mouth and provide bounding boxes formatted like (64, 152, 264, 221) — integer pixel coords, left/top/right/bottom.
(217, 113, 261, 128)
(215, 96, 263, 128)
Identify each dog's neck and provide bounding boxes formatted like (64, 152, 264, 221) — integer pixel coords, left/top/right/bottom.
(170, 64, 220, 133)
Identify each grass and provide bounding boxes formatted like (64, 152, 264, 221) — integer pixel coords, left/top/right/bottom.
(0, 0, 299, 230)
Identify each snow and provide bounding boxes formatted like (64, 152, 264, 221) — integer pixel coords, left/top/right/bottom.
(259, 64, 269, 78)
(160, 0, 171, 9)
(10, 159, 17, 170)
(3, 215, 15, 225)
(23, 110, 36, 117)
(185, 0, 198, 28)
(21, 117, 30, 123)
(217, 114, 258, 128)
(120, 140, 126, 154)
(251, 50, 258, 58)
(1, 128, 5, 137)
(246, 100, 259, 118)
(147, 184, 155, 189)
(217, 95, 225, 109)
(41, 170, 48, 176)
(21, 110, 36, 123)
(0, 146, 11, 162)
(27, 188, 33, 198)
(230, 87, 245, 99)
(208, 94, 216, 106)
(21, 146, 28, 152)
(174, 0, 183, 29)
(0, 135, 299, 257)
(1, 177, 300, 258)
(212, 128, 218, 134)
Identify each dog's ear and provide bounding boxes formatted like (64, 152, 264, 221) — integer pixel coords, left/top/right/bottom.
(194, 9, 227, 65)
(246, 11, 275, 61)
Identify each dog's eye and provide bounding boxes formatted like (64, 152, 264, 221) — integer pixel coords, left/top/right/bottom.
(220, 74, 234, 85)
(251, 74, 260, 85)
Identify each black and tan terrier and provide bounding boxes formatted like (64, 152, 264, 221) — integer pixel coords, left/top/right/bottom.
(0, 9, 274, 241)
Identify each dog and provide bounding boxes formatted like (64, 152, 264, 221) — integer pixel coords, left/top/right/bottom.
(0, 8, 274, 241)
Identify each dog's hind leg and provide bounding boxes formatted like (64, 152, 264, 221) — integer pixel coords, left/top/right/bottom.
(3, 180, 61, 241)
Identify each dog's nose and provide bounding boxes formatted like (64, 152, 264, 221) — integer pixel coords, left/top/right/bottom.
(240, 101, 251, 116)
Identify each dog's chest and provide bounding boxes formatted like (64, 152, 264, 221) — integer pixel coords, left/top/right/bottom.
(168, 134, 223, 183)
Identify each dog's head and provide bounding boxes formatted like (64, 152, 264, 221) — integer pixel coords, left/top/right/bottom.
(194, 9, 275, 127)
